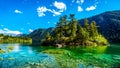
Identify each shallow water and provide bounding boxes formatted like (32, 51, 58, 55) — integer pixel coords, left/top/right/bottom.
(0, 43, 120, 68)
(0, 44, 57, 68)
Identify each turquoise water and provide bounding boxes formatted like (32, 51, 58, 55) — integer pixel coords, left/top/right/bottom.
(0, 44, 57, 68)
(0, 43, 120, 68)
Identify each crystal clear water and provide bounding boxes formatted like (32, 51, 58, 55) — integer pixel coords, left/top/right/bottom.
(0, 43, 120, 68)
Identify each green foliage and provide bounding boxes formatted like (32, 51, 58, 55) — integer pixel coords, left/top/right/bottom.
(41, 14, 108, 46)
(0, 34, 32, 43)
(89, 21, 98, 37)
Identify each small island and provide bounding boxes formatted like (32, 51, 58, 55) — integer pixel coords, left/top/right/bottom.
(41, 14, 108, 47)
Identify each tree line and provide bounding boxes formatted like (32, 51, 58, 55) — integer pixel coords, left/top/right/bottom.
(0, 34, 32, 43)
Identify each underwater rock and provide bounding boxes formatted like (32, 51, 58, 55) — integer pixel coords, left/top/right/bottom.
(56, 44, 63, 48)
(112, 55, 120, 60)
(34, 63, 41, 66)
(78, 64, 86, 68)
(30, 62, 35, 65)
(8, 58, 15, 60)
(84, 53, 93, 56)
(0, 48, 5, 54)
(0, 57, 4, 60)
(87, 63, 94, 68)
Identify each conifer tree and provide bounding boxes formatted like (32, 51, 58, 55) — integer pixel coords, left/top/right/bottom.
(45, 32, 51, 41)
(90, 21, 98, 37)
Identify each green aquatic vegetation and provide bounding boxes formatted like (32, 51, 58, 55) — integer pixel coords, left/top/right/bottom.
(42, 49, 71, 55)
(42, 49, 82, 68)
(0, 57, 4, 60)
(7, 45, 14, 50)
(0, 48, 5, 54)
(41, 46, 119, 68)
(0, 45, 15, 54)
(8, 58, 15, 60)
(6, 45, 14, 52)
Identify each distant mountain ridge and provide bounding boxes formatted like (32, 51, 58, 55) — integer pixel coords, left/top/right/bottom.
(28, 27, 54, 42)
(28, 10, 120, 43)
(16, 34, 27, 37)
(79, 10, 120, 42)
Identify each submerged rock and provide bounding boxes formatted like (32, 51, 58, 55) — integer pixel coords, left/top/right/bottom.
(8, 58, 15, 60)
(56, 44, 63, 48)
(78, 64, 86, 68)
(0, 58, 4, 60)
(112, 55, 120, 60)
(84, 53, 93, 56)
(87, 64, 94, 68)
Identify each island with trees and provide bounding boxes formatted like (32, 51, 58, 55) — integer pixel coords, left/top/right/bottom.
(41, 14, 108, 47)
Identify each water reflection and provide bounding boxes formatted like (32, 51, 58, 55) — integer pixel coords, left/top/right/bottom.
(95, 46, 107, 54)
(12, 44, 34, 54)
(28, 46, 33, 54)
(13, 44, 20, 52)
(73, 46, 108, 54)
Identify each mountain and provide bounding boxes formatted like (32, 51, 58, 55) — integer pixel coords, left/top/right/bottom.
(79, 10, 120, 42)
(28, 27, 54, 42)
(29, 10, 120, 43)
(16, 34, 27, 37)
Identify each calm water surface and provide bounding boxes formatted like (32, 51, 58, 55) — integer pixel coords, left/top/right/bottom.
(0, 43, 120, 68)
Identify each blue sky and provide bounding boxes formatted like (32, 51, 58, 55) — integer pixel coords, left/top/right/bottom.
(0, 0, 120, 35)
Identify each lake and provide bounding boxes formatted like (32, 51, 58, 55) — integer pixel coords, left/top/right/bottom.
(0, 43, 120, 68)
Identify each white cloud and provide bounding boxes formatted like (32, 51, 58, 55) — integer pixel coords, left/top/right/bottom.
(76, 0, 84, 4)
(14, 10, 23, 14)
(29, 29, 33, 33)
(53, 1, 66, 12)
(37, 1, 66, 17)
(4, 28, 9, 31)
(78, 6, 83, 12)
(0, 28, 22, 35)
(81, 0, 84, 3)
(37, 6, 62, 17)
(37, 6, 48, 17)
(50, 10, 61, 16)
(86, 5, 96, 11)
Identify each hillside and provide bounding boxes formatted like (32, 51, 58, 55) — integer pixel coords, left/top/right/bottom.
(28, 27, 54, 42)
(79, 10, 120, 42)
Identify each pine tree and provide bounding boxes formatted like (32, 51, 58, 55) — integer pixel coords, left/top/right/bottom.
(90, 21, 98, 37)
(69, 14, 77, 40)
(84, 18, 89, 29)
(63, 15, 68, 36)
(45, 32, 51, 41)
